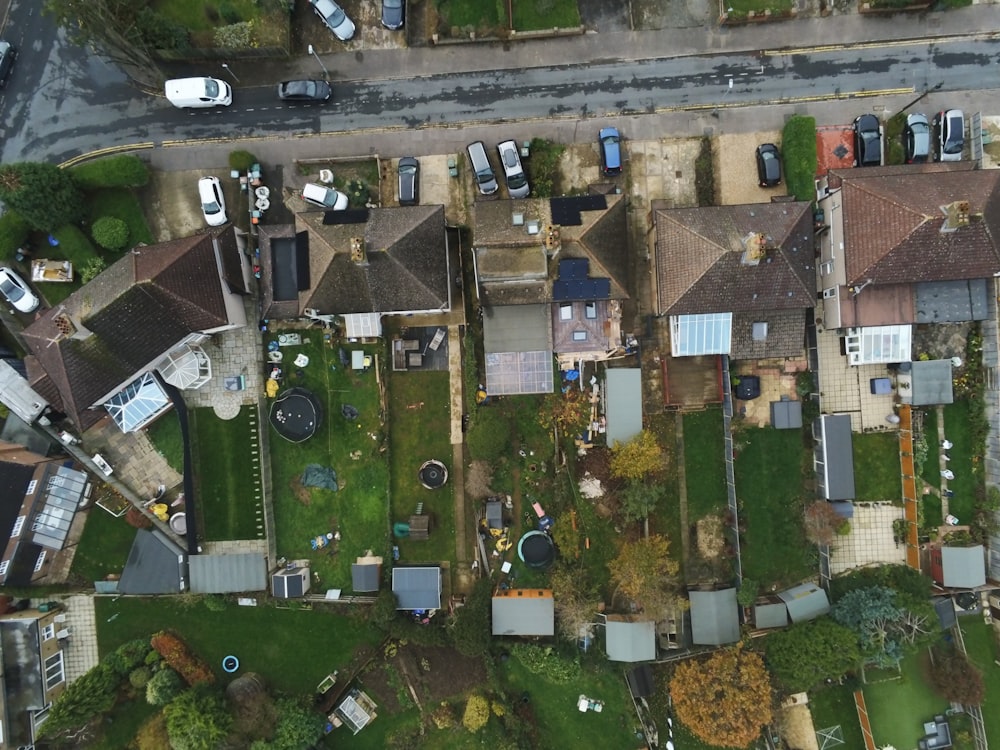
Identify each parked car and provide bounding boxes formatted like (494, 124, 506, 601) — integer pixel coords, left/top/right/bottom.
(197, 176, 228, 227)
(397, 157, 419, 205)
(381, 0, 404, 29)
(302, 182, 349, 210)
(308, 0, 355, 41)
(755, 143, 781, 187)
(466, 141, 498, 196)
(904, 113, 931, 163)
(497, 140, 530, 198)
(0, 267, 39, 313)
(0, 41, 17, 88)
(853, 113, 882, 167)
(278, 79, 331, 102)
(599, 127, 622, 175)
(936, 109, 964, 162)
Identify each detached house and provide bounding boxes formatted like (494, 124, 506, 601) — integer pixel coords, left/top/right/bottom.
(22, 228, 250, 432)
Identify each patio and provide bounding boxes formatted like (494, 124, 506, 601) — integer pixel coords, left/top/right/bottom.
(731, 357, 809, 427)
(829, 503, 906, 575)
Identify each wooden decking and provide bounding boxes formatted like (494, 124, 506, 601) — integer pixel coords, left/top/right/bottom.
(853, 690, 877, 750)
(897, 405, 921, 570)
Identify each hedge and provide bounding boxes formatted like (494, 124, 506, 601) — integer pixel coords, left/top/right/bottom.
(0, 210, 30, 260)
(70, 154, 150, 189)
(150, 630, 215, 687)
(781, 114, 818, 204)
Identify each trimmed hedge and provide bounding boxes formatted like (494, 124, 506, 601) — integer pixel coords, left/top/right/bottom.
(0, 210, 30, 260)
(781, 115, 818, 204)
(150, 630, 215, 687)
(70, 155, 150, 189)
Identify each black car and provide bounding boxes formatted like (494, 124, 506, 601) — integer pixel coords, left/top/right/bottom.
(0, 41, 16, 88)
(755, 143, 781, 187)
(381, 0, 404, 29)
(853, 113, 882, 167)
(397, 156, 419, 205)
(277, 79, 331, 102)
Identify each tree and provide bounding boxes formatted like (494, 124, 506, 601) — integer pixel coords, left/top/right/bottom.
(538, 389, 590, 435)
(549, 562, 600, 642)
(271, 697, 325, 750)
(36, 662, 119, 738)
(619, 481, 664, 537)
(671, 644, 773, 748)
(930, 646, 985, 706)
(766, 617, 861, 691)
(0, 210, 30, 260)
(608, 534, 681, 617)
(462, 694, 490, 732)
(91, 216, 129, 251)
(804, 501, 849, 545)
(831, 586, 937, 667)
(164, 685, 233, 750)
(451, 577, 492, 656)
(0, 162, 84, 231)
(610, 430, 662, 482)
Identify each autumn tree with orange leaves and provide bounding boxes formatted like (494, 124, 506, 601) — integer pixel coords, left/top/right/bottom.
(670, 644, 773, 748)
(608, 534, 682, 617)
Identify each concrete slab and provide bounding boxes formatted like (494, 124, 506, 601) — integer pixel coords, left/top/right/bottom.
(829, 503, 906, 575)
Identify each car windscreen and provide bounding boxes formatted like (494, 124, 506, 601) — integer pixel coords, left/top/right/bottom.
(0, 277, 23, 301)
(205, 80, 219, 98)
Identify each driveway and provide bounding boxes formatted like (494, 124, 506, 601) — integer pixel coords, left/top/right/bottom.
(713, 131, 783, 205)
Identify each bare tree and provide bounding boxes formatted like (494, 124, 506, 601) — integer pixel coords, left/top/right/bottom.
(803, 501, 846, 546)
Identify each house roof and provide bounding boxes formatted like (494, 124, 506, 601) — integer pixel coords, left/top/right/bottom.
(491, 590, 554, 636)
(651, 201, 815, 315)
(831, 167, 1000, 286)
(814, 415, 855, 501)
(292, 205, 450, 317)
(392, 566, 441, 610)
(777, 582, 831, 623)
(689, 588, 739, 645)
(482, 305, 554, 396)
(0, 618, 44, 747)
(753, 602, 789, 629)
(189, 553, 267, 594)
(941, 545, 986, 588)
(118, 529, 187, 595)
(730, 309, 806, 360)
(22, 229, 236, 429)
(605, 368, 642, 447)
(351, 563, 380, 592)
(605, 617, 656, 662)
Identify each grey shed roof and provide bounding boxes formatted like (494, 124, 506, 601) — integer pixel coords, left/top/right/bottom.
(272, 567, 308, 598)
(910, 359, 954, 406)
(770, 399, 802, 429)
(351, 563, 380, 592)
(392, 566, 441, 610)
(942, 545, 986, 588)
(778, 583, 831, 623)
(689, 588, 740, 645)
(189, 553, 267, 594)
(491, 592, 555, 636)
(483, 304, 552, 354)
(118, 529, 187, 595)
(753, 602, 789, 629)
(605, 618, 656, 662)
(814, 414, 856, 500)
(0, 619, 43, 748)
(605, 369, 643, 447)
(915, 278, 989, 323)
(933, 596, 957, 629)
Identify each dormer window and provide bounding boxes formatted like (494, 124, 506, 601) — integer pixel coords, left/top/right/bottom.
(560, 303, 573, 321)
(584, 302, 597, 319)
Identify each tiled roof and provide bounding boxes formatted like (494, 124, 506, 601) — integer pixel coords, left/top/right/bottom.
(652, 201, 815, 315)
(834, 168, 1000, 285)
(729, 309, 806, 360)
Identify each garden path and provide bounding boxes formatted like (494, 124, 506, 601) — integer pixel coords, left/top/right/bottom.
(675, 415, 690, 567)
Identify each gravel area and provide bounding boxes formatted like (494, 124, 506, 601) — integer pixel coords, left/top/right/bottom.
(713, 131, 784, 206)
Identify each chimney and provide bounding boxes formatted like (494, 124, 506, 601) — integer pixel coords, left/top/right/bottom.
(52, 312, 93, 341)
(350, 237, 368, 266)
(543, 225, 561, 255)
(940, 200, 970, 233)
(740, 232, 767, 266)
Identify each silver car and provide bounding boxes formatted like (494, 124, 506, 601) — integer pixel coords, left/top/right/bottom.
(497, 140, 529, 199)
(308, 0, 355, 41)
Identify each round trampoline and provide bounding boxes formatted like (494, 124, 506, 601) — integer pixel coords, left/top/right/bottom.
(518, 530, 555, 570)
(418, 459, 448, 490)
(222, 655, 240, 673)
(269, 387, 323, 443)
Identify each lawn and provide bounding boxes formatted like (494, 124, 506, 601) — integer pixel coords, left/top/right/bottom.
(863, 649, 949, 750)
(190, 407, 262, 541)
(726, 0, 794, 13)
(682, 408, 728, 520)
(152, 0, 263, 31)
(960, 619, 1000, 744)
(86, 188, 155, 247)
(95, 596, 380, 697)
(388, 369, 454, 564)
(145, 409, 185, 474)
(852, 432, 902, 501)
(647, 412, 683, 551)
(808, 680, 865, 750)
(269, 331, 390, 591)
(435, 0, 502, 31)
(734, 426, 815, 589)
(511, 0, 581, 31)
(69, 505, 137, 583)
(920, 402, 980, 524)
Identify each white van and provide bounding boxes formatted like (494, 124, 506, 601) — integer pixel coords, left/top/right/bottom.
(466, 141, 498, 196)
(165, 77, 232, 109)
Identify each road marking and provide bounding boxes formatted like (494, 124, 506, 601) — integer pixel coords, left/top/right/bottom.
(763, 31, 1000, 56)
(59, 143, 155, 168)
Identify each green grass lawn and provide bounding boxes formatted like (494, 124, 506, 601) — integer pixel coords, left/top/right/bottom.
(853, 432, 902, 501)
(647, 412, 683, 551)
(86, 188, 155, 247)
(145, 409, 185, 474)
(511, 0, 581, 30)
(682, 408, 728, 520)
(735, 427, 815, 589)
(388, 370, 454, 564)
(269, 333, 389, 591)
(808, 680, 865, 749)
(152, 0, 261, 31)
(436, 0, 502, 30)
(190, 407, 262, 541)
(726, 0, 794, 12)
(960, 619, 1000, 745)
(95, 596, 380, 697)
(920, 402, 980, 523)
(863, 649, 949, 750)
(69, 506, 137, 583)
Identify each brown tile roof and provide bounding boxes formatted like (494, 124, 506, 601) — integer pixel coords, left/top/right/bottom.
(833, 168, 1000, 285)
(730, 309, 806, 361)
(652, 201, 815, 315)
(22, 229, 235, 429)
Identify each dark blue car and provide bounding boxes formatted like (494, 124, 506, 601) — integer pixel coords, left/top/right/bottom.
(599, 127, 622, 176)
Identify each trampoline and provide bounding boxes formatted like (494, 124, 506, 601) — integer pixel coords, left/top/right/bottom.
(418, 459, 448, 489)
(269, 387, 323, 443)
(518, 530, 555, 570)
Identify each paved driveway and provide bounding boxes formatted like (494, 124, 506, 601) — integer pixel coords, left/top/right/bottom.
(714, 131, 783, 205)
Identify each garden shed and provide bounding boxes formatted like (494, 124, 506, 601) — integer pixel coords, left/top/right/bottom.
(272, 565, 310, 598)
(777, 582, 830, 623)
(752, 601, 789, 629)
(769, 398, 802, 430)
(934, 545, 986, 589)
(118, 529, 187, 595)
(812, 414, 855, 500)
(604, 368, 642, 446)
(898, 359, 954, 406)
(351, 554, 382, 592)
(491, 589, 554, 636)
(391, 566, 441, 610)
(189, 553, 267, 594)
(688, 588, 739, 645)
(604, 616, 656, 662)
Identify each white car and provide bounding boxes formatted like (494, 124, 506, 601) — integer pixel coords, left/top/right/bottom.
(0, 267, 39, 313)
(198, 176, 228, 227)
(308, 0, 356, 41)
(497, 140, 529, 198)
(302, 182, 349, 210)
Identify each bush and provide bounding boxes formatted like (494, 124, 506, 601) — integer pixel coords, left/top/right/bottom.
(91, 216, 129, 251)
(150, 631, 215, 687)
(431, 702, 455, 729)
(462, 694, 490, 732)
(215, 21, 255, 48)
(229, 150, 257, 172)
(510, 643, 581, 684)
(80, 256, 107, 283)
(146, 667, 185, 706)
(0, 210, 30, 260)
(528, 138, 564, 197)
(51, 224, 99, 266)
(130, 666, 153, 689)
(781, 115, 818, 204)
(70, 155, 150, 189)
(106, 638, 153, 677)
(37, 663, 119, 738)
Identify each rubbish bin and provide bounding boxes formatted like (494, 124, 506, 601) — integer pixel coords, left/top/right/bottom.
(38, 602, 59, 613)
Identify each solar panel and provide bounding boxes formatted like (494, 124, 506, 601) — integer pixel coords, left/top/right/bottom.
(322, 209, 369, 225)
(549, 195, 607, 226)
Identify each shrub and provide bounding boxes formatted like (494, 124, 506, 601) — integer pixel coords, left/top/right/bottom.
(431, 702, 455, 729)
(215, 21, 255, 48)
(781, 114, 818, 204)
(528, 138, 564, 197)
(37, 663, 119, 738)
(106, 638, 153, 676)
(146, 667, 184, 706)
(229, 150, 258, 172)
(70, 155, 150, 189)
(150, 631, 215, 687)
(0, 162, 84, 231)
(462, 694, 490, 732)
(130, 666, 153, 689)
(510, 643, 581, 684)
(50, 224, 98, 266)
(91, 216, 129, 251)
(0, 210, 29, 260)
(80, 256, 107, 283)
(346, 178, 370, 206)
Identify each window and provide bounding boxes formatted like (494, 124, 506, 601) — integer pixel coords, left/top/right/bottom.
(584, 302, 597, 320)
(25, 480, 37, 495)
(34, 550, 46, 573)
(42, 623, 55, 641)
(572, 331, 588, 342)
(822, 288, 838, 300)
(10, 516, 25, 538)
(559, 303, 573, 321)
(0, 560, 10, 577)
(44, 652, 65, 691)
(820, 260, 834, 276)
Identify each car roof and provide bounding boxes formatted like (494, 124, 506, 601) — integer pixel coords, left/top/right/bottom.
(600, 127, 619, 137)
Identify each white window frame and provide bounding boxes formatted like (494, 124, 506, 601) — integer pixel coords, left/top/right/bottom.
(822, 287, 838, 300)
(572, 330, 588, 342)
(559, 303, 573, 321)
(33, 550, 46, 573)
(0, 560, 10, 577)
(11, 515, 25, 538)
(25, 480, 37, 495)
(820, 260, 834, 276)
(42, 623, 55, 642)
(584, 302, 597, 320)
(44, 652, 65, 691)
